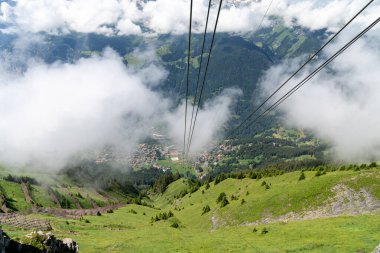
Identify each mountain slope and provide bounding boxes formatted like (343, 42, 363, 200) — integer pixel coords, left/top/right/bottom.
(2, 167, 380, 252)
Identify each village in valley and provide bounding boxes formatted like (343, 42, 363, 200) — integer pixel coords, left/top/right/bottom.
(94, 130, 233, 177)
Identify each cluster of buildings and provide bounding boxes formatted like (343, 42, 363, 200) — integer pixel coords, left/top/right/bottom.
(128, 144, 162, 168)
(93, 134, 237, 175)
(94, 142, 181, 171)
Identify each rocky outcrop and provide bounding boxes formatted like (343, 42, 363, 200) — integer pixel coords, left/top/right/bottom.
(372, 244, 380, 253)
(0, 229, 10, 253)
(0, 229, 78, 253)
(242, 184, 380, 227)
(61, 238, 79, 253)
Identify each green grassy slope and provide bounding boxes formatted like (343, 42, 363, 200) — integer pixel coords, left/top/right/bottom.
(30, 185, 57, 208)
(3, 168, 380, 252)
(155, 169, 380, 230)
(5, 207, 377, 253)
(0, 180, 32, 211)
(0, 179, 122, 211)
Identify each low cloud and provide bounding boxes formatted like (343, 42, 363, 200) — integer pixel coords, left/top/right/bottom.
(0, 48, 239, 169)
(166, 88, 242, 156)
(258, 24, 380, 162)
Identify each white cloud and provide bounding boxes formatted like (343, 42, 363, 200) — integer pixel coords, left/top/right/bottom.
(165, 88, 241, 155)
(258, 25, 380, 162)
(0, 48, 239, 169)
(274, 0, 380, 32)
(1, 0, 378, 35)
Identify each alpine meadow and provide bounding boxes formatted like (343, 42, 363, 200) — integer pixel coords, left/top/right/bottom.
(0, 0, 379, 252)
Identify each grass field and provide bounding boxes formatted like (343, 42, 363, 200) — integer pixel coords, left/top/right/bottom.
(5, 206, 379, 253)
(30, 185, 57, 208)
(156, 159, 194, 175)
(0, 180, 32, 211)
(3, 168, 380, 252)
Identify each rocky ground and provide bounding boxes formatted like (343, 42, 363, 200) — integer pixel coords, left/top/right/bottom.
(242, 184, 380, 226)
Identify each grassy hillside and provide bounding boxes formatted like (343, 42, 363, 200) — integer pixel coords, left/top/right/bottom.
(0, 170, 128, 212)
(156, 169, 380, 228)
(0, 180, 32, 211)
(3, 168, 380, 252)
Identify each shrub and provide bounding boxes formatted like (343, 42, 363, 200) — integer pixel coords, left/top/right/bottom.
(189, 180, 201, 193)
(216, 192, 227, 204)
(261, 227, 269, 234)
(171, 222, 179, 228)
(237, 172, 244, 179)
(202, 205, 211, 215)
(152, 211, 174, 222)
(241, 198, 246, 205)
(230, 195, 238, 201)
(261, 181, 267, 186)
(298, 172, 306, 181)
(176, 190, 188, 199)
(369, 162, 377, 168)
(214, 174, 227, 185)
(129, 209, 137, 214)
(316, 166, 325, 172)
(220, 197, 229, 208)
(250, 172, 258, 179)
(3, 174, 39, 185)
(107, 209, 114, 213)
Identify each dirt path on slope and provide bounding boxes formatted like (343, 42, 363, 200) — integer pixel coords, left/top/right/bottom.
(0, 213, 51, 231)
(0, 194, 10, 213)
(48, 187, 62, 208)
(35, 203, 125, 219)
(242, 184, 380, 227)
(21, 182, 35, 207)
(88, 195, 99, 209)
(60, 188, 82, 209)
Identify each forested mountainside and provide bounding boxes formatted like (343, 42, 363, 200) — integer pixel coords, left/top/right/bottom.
(0, 22, 324, 135)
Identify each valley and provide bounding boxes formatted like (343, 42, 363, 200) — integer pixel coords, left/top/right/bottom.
(0, 0, 379, 252)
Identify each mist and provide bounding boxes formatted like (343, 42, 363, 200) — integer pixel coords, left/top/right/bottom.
(0, 48, 240, 170)
(258, 24, 380, 162)
(165, 88, 241, 156)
